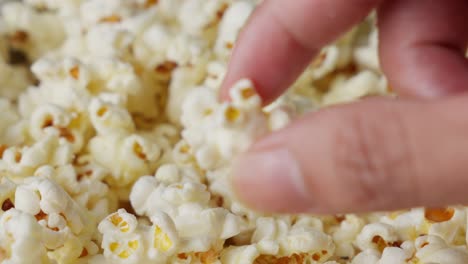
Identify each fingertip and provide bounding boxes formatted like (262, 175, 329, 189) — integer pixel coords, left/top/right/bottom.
(231, 148, 313, 214)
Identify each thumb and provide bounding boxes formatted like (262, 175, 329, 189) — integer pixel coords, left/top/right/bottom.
(232, 96, 468, 214)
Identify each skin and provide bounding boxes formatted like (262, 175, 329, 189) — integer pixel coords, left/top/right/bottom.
(221, 0, 468, 214)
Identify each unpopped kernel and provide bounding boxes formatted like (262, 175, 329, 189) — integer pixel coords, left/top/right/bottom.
(0, 1, 465, 264)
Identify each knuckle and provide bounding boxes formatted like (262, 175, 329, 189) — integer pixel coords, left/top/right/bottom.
(330, 106, 417, 209)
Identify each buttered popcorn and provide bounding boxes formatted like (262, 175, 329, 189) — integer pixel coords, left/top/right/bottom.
(0, 1, 467, 264)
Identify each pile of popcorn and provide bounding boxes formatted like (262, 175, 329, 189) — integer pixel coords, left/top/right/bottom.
(0, 1, 466, 263)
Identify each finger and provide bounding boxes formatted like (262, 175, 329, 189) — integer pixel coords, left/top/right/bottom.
(220, 0, 381, 103)
(378, 0, 468, 98)
(232, 95, 468, 214)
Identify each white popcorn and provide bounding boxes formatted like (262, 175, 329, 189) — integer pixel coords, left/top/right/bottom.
(166, 65, 207, 124)
(356, 223, 399, 252)
(88, 98, 135, 135)
(0, 209, 50, 264)
(0, 98, 25, 146)
(0, 136, 74, 178)
(181, 81, 268, 170)
(1, 2, 65, 59)
(322, 70, 385, 105)
(414, 235, 468, 264)
(85, 24, 133, 59)
(351, 249, 381, 264)
(86, 57, 143, 96)
(31, 56, 90, 88)
(0, 178, 16, 218)
(354, 28, 380, 72)
(135, 22, 174, 68)
(0, 62, 31, 100)
(251, 217, 335, 262)
(310, 46, 342, 80)
(332, 214, 366, 259)
(378, 246, 412, 264)
(220, 245, 260, 264)
(203, 60, 227, 90)
(14, 178, 90, 235)
(178, 0, 229, 36)
(79, 0, 135, 28)
(89, 133, 161, 187)
(1, 1, 466, 263)
(215, 1, 254, 59)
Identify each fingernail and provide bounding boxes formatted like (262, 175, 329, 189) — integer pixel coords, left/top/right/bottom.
(231, 148, 312, 213)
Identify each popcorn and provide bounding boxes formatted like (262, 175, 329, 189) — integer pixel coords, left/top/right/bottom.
(1, 1, 467, 263)
(0, 209, 50, 264)
(84, 24, 134, 59)
(178, 0, 229, 36)
(332, 214, 365, 259)
(31, 56, 90, 88)
(322, 70, 386, 105)
(356, 223, 400, 253)
(220, 245, 260, 264)
(89, 133, 161, 187)
(181, 80, 268, 170)
(414, 235, 468, 264)
(79, 0, 136, 29)
(215, 1, 254, 59)
(1, 2, 65, 59)
(0, 62, 31, 99)
(0, 135, 74, 179)
(251, 217, 335, 261)
(88, 98, 135, 135)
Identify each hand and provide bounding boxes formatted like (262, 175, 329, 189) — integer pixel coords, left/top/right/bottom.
(221, 0, 468, 214)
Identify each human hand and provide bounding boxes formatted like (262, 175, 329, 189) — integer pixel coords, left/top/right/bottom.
(221, 0, 468, 214)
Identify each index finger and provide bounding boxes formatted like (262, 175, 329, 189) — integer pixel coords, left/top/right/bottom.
(220, 0, 381, 103)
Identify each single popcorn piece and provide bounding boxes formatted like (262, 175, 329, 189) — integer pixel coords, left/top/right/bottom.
(332, 214, 366, 259)
(99, 209, 180, 264)
(181, 79, 268, 170)
(147, 212, 180, 260)
(220, 245, 261, 264)
(89, 133, 161, 187)
(0, 209, 50, 264)
(355, 223, 399, 252)
(88, 98, 136, 135)
(322, 70, 386, 105)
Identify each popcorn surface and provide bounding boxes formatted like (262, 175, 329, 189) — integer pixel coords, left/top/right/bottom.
(0, 1, 464, 264)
